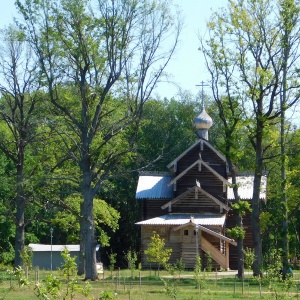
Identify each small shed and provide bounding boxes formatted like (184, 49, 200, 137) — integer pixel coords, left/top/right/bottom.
(29, 244, 80, 270)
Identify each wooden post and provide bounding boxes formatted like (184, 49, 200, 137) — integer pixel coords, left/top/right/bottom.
(225, 242, 229, 270)
(35, 266, 39, 283)
(139, 271, 141, 291)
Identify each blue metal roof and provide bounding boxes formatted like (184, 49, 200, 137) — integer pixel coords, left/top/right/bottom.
(136, 174, 174, 199)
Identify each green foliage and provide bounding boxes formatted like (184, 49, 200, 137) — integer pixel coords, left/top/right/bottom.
(227, 226, 246, 240)
(231, 200, 252, 216)
(194, 255, 205, 290)
(7, 266, 29, 287)
(137, 97, 197, 171)
(98, 290, 115, 300)
(161, 276, 179, 300)
(205, 252, 213, 272)
(34, 274, 62, 299)
(60, 247, 77, 282)
(125, 250, 137, 277)
(109, 252, 117, 272)
(259, 211, 272, 234)
(20, 246, 33, 269)
(52, 195, 120, 245)
(34, 248, 91, 299)
(144, 231, 172, 272)
(261, 249, 295, 297)
(174, 257, 186, 278)
(243, 247, 255, 270)
(161, 262, 182, 299)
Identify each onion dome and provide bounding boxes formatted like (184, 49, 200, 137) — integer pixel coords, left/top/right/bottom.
(194, 106, 213, 140)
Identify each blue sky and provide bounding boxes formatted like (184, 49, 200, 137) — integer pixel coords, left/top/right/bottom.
(157, 0, 228, 99)
(0, 0, 228, 100)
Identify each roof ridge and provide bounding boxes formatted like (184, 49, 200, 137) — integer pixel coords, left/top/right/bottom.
(138, 171, 172, 176)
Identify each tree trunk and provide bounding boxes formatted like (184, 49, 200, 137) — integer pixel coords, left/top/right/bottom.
(77, 213, 85, 276)
(82, 188, 97, 280)
(237, 215, 244, 279)
(80, 143, 98, 281)
(227, 160, 244, 278)
(252, 169, 263, 276)
(14, 158, 25, 268)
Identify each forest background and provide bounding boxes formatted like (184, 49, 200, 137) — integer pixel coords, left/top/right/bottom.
(0, 0, 300, 281)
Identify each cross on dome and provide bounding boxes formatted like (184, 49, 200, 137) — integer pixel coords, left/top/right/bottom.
(194, 81, 213, 140)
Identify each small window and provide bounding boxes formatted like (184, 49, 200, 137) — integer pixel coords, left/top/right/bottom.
(184, 230, 189, 236)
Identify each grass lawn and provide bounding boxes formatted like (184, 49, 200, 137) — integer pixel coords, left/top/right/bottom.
(0, 269, 300, 299)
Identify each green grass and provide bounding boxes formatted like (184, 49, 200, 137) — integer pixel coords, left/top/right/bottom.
(0, 269, 300, 299)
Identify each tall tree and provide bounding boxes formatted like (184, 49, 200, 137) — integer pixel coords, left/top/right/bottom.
(0, 26, 42, 267)
(16, 0, 181, 280)
(278, 0, 300, 279)
(202, 0, 300, 276)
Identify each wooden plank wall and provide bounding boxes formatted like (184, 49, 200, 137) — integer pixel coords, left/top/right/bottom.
(140, 225, 224, 270)
(175, 144, 227, 204)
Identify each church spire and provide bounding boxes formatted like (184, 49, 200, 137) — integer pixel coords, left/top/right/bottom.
(194, 81, 213, 140)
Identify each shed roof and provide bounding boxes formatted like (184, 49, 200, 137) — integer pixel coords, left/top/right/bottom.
(29, 244, 80, 252)
(28, 244, 100, 252)
(136, 173, 173, 199)
(135, 213, 226, 226)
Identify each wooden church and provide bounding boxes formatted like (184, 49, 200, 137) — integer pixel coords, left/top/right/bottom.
(135, 104, 267, 270)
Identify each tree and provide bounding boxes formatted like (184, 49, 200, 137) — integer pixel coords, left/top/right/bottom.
(0, 26, 43, 267)
(16, 0, 182, 280)
(144, 231, 172, 275)
(227, 201, 252, 276)
(136, 96, 198, 171)
(202, 0, 300, 276)
(278, 0, 300, 279)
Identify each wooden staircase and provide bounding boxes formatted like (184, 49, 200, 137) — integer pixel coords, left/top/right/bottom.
(181, 237, 229, 269)
(200, 237, 227, 269)
(181, 243, 198, 268)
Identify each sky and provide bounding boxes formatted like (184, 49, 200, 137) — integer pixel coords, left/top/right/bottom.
(155, 0, 228, 99)
(0, 1, 227, 100)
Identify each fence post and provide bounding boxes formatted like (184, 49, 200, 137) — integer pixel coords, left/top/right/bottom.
(234, 274, 236, 294)
(35, 266, 39, 283)
(139, 271, 141, 292)
(115, 273, 118, 293)
(242, 275, 244, 295)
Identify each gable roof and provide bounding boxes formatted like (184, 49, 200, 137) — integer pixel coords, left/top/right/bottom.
(161, 185, 230, 211)
(135, 213, 226, 226)
(168, 157, 231, 188)
(136, 173, 267, 201)
(167, 139, 227, 170)
(136, 173, 173, 199)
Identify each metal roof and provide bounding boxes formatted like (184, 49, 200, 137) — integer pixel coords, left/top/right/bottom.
(136, 174, 174, 199)
(29, 244, 80, 252)
(135, 213, 226, 226)
(28, 244, 100, 252)
(227, 174, 267, 200)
